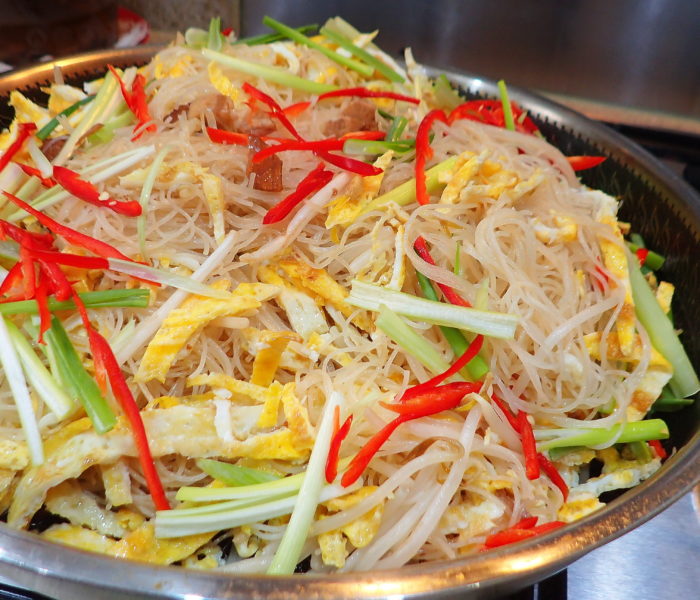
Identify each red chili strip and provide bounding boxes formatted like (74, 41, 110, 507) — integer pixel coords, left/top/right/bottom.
(206, 127, 288, 146)
(512, 516, 539, 530)
(537, 453, 569, 500)
(252, 138, 346, 164)
(636, 248, 649, 267)
(28, 249, 110, 270)
(0, 262, 24, 297)
(490, 394, 521, 432)
(282, 101, 311, 117)
(325, 408, 353, 483)
(0, 123, 37, 174)
(413, 236, 471, 307)
(0, 220, 54, 250)
(448, 100, 539, 135)
(517, 410, 540, 480)
(382, 381, 480, 415)
(263, 163, 333, 225)
(242, 82, 302, 140)
(16, 163, 56, 187)
(72, 290, 170, 511)
(52, 166, 142, 217)
(3, 192, 134, 261)
(484, 521, 565, 549)
(108, 66, 155, 140)
(648, 439, 667, 460)
(318, 87, 420, 105)
(400, 336, 484, 401)
(341, 130, 386, 141)
(315, 150, 383, 176)
(18, 246, 36, 301)
(34, 275, 51, 344)
(37, 260, 73, 301)
(415, 109, 448, 205)
(566, 156, 606, 171)
(592, 264, 610, 292)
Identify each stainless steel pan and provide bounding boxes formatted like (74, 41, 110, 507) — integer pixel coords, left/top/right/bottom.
(0, 47, 698, 600)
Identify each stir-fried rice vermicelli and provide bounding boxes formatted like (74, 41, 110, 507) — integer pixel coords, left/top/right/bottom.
(0, 16, 696, 573)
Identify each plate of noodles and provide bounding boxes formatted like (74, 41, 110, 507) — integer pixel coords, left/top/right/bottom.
(0, 15, 698, 600)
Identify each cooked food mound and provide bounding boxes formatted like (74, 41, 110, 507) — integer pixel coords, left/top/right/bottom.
(0, 15, 696, 574)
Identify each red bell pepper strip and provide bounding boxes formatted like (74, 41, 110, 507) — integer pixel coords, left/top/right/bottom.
(518, 410, 540, 480)
(484, 520, 565, 549)
(318, 87, 420, 105)
(252, 138, 346, 163)
(566, 156, 606, 171)
(382, 381, 480, 415)
(648, 439, 667, 460)
(636, 248, 649, 267)
(263, 163, 333, 224)
(490, 394, 521, 432)
(400, 336, 484, 401)
(282, 101, 311, 117)
(0, 123, 37, 174)
(415, 109, 448, 205)
(108, 66, 155, 140)
(16, 163, 57, 188)
(52, 166, 142, 217)
(413, 236, 471, 307)
(72, 290, 170, 511)
(537, 453, 569, 500)
(325, 406, 353, 483)
(2, 192, 134, 261)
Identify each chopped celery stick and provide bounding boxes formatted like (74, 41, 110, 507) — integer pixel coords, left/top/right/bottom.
(343, 138, 414, 156)
(202, 49, 336, 94)
(263, 16, 373, 78)
(206, 17, 223, 51)
(5, 320, 74, 419)
(537, 419, 669, 451)
(45, 317, 116, 434)
(36, 95, 95, 140)
(497, 80, 516, 132)
(349, 280, 519, 339)
(629, 257, 699, 397)
(376, 304, 451, 375)
(319, 26, 404, 83)
(178, 471, 302, 503)
(197, 459, 282, 487)
(433, 74, 463, 111)
(362, 155, 458, 213)
(651, 386, 694, 413)
(0, 317, 44, 465)
(387, 115, 408, 142)
(267, 391, 342, 575)
(0, 289, 150, 316)
(236, 24, 318, 46)
(415, 272, 489, 380)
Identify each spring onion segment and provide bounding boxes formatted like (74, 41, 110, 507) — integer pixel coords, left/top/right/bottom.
(178, 471, 302, 503)
(195, 458, 282, 487)
(137, 146, 170, 259)
(349, 280, 519, 339)
(629, 258, 699, 397)
(202, 49, 337, 94)
(0, 289, 150, 316)
(0, 317, 44, 465)
(537, 419, 669, 451)
(497, 79, 516, 132)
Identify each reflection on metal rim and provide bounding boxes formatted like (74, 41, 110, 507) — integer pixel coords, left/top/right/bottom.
(0, 46, 699, 600)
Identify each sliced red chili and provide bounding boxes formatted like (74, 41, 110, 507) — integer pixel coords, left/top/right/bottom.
(448, 100, 538, 135)
(636, 248, 649, 267)
(415, 109, 448, 205)
(484, 521, 564, 549)
(0, 123, 37, 174)
(413, 236, 471, 307)
(0, 262, 24, 297)
(490, 394, 521, 432)
(325, 407, 353, 484)
(16, 163, 56, 187)
(512, 516, 539, 529)
(318, 87, 420, 105)
(28, 249, 110, 270)
(263, 163, 333, 225)
(3, 192, 134, 261)
(400, 336, 484, 401)
(648, 439, 667, 460)
(206, 127, 288, 146)
(37, 260, 73, 301)
(518, 410, 540, 480)
(0, 219, 54, 250)
(242, 82, 302, 140)
(593, 264, 610, 292)
(108, 66, 155, 140)
(382, 381, 480, 416)
(340, 130, 386, 141)
(34, 274, 50, 344)
(566, 156, 606, 171)
(52, 166, 142, 217)
(72, 290, 169, 511)
(537, 453, 569, 500)
(252, 138, 346, 163)
(316, 150, 383, 176)
(282, 101, 311, 117)
(18, 246, 36, 300)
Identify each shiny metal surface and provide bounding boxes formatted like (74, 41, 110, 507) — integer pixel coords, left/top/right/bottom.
(0, 46, 699, 600)
(240, 0, 700, 119)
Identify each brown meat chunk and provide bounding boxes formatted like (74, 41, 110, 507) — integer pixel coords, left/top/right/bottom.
(188, 93, 276, 135)
(322, 100, 377, 137)
(247, 135, 283, 192)
(40, 136, 67, 161)
(164, 104, 190, 123)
